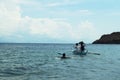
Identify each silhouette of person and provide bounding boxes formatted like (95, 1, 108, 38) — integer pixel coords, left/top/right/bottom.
(61, 53, 67, 59)
(79, 41, 85, 52)
(75, 43, 79, 51)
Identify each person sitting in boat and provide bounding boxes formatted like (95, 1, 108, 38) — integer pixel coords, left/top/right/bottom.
(75, 43, 80, 51)
(79, 41, 85, 52)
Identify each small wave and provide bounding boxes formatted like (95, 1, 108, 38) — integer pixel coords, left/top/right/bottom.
(0, 68, 25, 77)
(14, 67, 28, 71)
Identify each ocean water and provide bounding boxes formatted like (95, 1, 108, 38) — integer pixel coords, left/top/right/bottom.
(0, 43, 120, 80)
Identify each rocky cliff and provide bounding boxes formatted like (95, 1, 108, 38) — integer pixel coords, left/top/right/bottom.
(92, 32, 120, 44)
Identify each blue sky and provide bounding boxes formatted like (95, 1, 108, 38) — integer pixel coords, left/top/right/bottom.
(0, 0, 120, 43)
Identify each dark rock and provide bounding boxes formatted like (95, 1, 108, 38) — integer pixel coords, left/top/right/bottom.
(92, 32, 120, 44)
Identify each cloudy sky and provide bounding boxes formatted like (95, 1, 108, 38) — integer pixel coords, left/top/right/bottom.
(0, 0, 120, 43)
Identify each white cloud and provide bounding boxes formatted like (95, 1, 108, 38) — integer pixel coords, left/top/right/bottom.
(46, 0, 79, 7)
(29, 18, 72, 39)
(0, 0, 98, 43)
(29, 19, 98, 42)
(77, 10, 93, 15)
(49, 9, 93, 17)
(76, 21, 98, 39)
(0, 0, 21, 36)
(18, 0, 80, 8)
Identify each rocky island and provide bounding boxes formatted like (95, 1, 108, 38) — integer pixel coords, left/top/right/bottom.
(92, 32, 120, 44)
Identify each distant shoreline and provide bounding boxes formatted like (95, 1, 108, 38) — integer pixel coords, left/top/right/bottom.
(92, 32, 120, 44)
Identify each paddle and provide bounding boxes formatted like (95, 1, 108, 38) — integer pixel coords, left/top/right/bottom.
(58, 53, 62, 55)
(84, 49, 100, 55)
(88, 52, 100, 55)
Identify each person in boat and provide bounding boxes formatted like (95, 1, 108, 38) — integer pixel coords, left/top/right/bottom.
(74, 43, 80, 51)
(79, 41, 85, 52)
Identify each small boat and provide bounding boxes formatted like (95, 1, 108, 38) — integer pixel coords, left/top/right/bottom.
(73, 50, 88, 55)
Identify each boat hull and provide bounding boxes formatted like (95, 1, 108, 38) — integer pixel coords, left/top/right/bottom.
(73, 50, 88, 55)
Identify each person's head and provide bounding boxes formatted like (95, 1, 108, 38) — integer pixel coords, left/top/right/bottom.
(62, 53, 66, 57)
(75, 43, 78, 46)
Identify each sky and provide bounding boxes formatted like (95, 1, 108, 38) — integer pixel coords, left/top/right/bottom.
(0, 0, 120, 43)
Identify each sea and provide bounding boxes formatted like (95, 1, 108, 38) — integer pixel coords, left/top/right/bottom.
(0, 43, 120, 80)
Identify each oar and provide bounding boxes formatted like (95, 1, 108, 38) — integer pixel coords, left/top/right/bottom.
(88, 52, 100, 55)
(84, 49, 100, 55)
(58, 53, 62, 55)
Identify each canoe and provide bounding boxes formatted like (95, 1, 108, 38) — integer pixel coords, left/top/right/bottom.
(73, 50, 88, 55)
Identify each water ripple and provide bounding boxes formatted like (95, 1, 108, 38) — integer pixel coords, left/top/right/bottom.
(0, 68, 25, 77)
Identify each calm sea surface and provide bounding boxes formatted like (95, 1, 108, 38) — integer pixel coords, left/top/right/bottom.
(0, 43, 120, 80)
